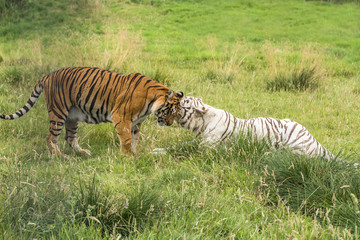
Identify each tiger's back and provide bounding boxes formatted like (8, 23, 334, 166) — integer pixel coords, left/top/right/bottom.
(42, 67, 168, 123)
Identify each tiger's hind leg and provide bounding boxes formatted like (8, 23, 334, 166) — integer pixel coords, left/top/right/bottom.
(65, 120, 91, 155)
(46, 113, 67, 158)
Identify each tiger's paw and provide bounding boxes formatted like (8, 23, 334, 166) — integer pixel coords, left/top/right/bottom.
(152, 148, 167, 155)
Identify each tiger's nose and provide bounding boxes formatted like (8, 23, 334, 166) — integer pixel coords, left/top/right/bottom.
(166, 119, 174, 126)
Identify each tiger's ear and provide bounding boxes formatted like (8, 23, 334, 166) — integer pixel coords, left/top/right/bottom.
(176, 91, 184, 98)
(166, 90, 174, 101)
(195, 105, 208, 113)
(192, 99, 208, 113)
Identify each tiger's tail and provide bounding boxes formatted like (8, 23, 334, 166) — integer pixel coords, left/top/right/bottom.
(0, 82, 43, 120)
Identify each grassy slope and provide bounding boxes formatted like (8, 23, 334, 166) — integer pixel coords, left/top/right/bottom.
(120, 0, 360, 152)
(0, 0, 360, 239)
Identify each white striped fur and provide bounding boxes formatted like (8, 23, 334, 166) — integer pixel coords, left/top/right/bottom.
(175, 96, 341, 161)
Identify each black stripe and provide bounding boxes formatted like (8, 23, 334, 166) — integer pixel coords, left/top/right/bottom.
(147, 86, 169, 91)
(50, 120, 64, 126)
(227, 115, 238, 139)
(144, 99, 156, 115)
(117, 75, 139, 108)
(76, 68, 98, 103)
(220, 111, 232, 141)
(264, 120, 272, 143)
(51, 128, 63, 132)
(100, 74, 113, 98)
(31, 92, 39, 98)
(96, 109, 102, 122)
(27, 99, 35, 107)
(101, 77, 113, 96)
(52, 99, 68, 119)
(62, 68, 81, 110)
(119, 75, 127, 92)
(113, 74, 122, 91)
(89, 88, 101, 115)
(50, 130, 61, 136)
(59, 68, 73, 86)
(105, 93, 111, 114)
(70, 68, 90, 102)
(128, 72, 141, 81)
(66, 129, 77, 135)
(100, 102, 106, 115)
(284, 123, 298, 144)
(125, 75, 146, 107)
(105, 112, 111, 122)
(144, 79, 152, 87)
(66, 67, 81, 83)
(51, 109, 66, 121)
(88, 112, 99, 124)
(84, 70, 103, 107)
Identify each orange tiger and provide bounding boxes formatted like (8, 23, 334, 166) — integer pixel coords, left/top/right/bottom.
(0, 67, 183, 157)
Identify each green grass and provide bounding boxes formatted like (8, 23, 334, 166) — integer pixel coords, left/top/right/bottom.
(1, 0, 360, 238)
(165, 137, 360, 233)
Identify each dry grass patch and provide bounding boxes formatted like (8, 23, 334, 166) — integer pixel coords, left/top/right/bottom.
(264, 44, 327, 92)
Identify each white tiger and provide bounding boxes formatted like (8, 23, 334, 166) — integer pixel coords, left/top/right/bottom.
(174, 96, 356, 164)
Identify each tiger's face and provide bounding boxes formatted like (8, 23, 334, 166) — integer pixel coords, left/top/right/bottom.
(155, 91, 184, 126)
(175, 96, 208, 130)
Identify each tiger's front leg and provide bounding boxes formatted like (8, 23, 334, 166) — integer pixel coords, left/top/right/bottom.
(131, 123, 142, 154)
(112, 114, 133, 156)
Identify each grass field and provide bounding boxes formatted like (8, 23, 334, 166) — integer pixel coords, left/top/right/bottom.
(1, 0, 360, 238)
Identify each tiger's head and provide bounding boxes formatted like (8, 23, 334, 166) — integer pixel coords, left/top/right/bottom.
(175, 96, 209, 131)
(154, 90, 184, 126)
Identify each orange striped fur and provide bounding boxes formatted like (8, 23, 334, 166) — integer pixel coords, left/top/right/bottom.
(1, 67, 183, 157)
